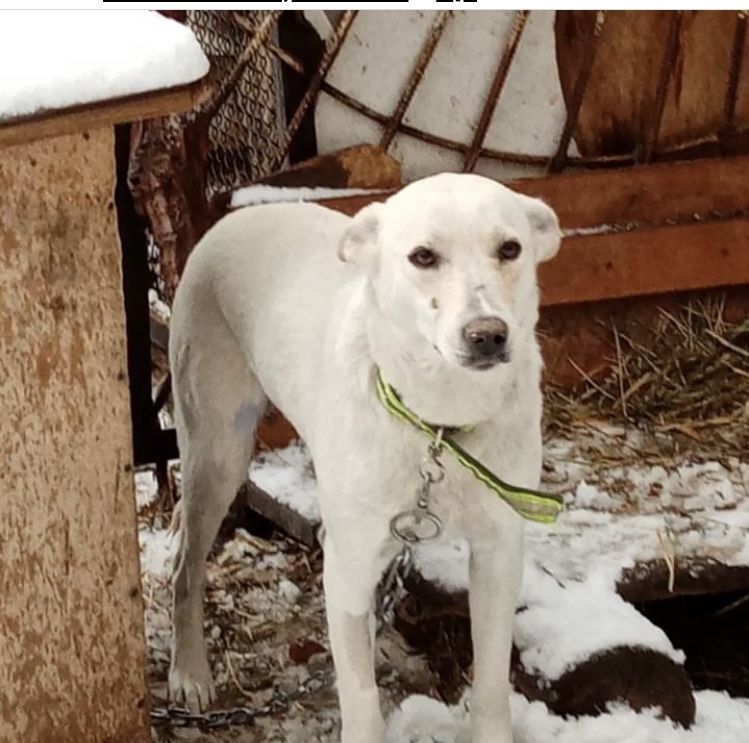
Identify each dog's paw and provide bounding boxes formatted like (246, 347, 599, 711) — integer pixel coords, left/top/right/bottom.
(168, 661, 216, 711)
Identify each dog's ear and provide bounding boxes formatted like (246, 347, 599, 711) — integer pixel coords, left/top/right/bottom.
(338, 202, 383, 265)
(519, 194, 562, 264)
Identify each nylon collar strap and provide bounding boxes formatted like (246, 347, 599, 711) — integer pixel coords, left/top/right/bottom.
(375, 369, 564, 524)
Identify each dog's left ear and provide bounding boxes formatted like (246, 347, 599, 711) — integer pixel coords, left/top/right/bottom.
(519, 194, 562, 264)
(338, 202, 383, 265)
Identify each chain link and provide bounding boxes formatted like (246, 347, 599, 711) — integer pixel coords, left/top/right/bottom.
(150, 666, 336, 729)
(151, 437, 443, 730)
(151, 557, 411, 730)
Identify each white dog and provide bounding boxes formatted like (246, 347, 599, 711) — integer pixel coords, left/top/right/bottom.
(168, 173, 561, 742)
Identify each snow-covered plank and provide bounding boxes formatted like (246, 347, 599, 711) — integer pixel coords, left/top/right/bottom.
(0, 11, 208, 123)
(0, 78, 209, 149)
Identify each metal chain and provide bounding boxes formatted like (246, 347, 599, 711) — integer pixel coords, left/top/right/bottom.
(150, 562, 410, 731)
(150, 666, 335, 729)
(390, 429, 446, 545)
(151, 437, 444, 730)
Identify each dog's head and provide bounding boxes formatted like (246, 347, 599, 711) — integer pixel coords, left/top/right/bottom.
(338, 173, 561, 372)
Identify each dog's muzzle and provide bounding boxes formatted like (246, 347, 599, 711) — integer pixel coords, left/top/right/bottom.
(461, 316, 510, 369)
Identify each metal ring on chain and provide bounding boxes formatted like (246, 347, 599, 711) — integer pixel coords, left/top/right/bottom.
(390, 508, 443, 544)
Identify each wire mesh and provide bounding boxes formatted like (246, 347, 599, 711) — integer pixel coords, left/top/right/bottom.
(187, 11, 286, 196)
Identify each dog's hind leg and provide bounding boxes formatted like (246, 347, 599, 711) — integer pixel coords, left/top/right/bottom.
(168, 320, 263, 711)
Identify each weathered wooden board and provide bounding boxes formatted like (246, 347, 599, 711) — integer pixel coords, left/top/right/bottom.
(512, 153, 749, 229)
(255, 144, 402, 190)
(238, 481, 318, 547)
(540, 217, 749, 306)
(318, 155, 749, 306)
(0, 130, 149, 742)
(0, 76, 209, 149)
(319, 152, 749, 228)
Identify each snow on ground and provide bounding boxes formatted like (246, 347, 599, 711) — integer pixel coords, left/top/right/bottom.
(250, 442, 321, 522)
(387, 690, 749, 743)
(230, 185, 388, 209)
(0, 11, 208, 121)
(139, 426, 749, 741)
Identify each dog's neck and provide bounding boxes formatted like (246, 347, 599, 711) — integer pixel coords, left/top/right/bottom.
(365, 302, 536, 430)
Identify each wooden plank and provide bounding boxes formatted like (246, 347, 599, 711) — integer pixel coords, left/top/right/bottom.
(0, 130, 149, 742)
(539, 217, 749, 306)
(319, 154, 749, 230)
(512, 155, 749, 229)
(238, 481, 318, 548)
(618, 558, 749, 604)
(0, 76, 209, 149)
(318, 198, 749, 307)
(255, 144, 401, 190)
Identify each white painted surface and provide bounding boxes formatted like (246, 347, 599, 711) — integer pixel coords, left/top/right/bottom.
(316, 10, 573, 182)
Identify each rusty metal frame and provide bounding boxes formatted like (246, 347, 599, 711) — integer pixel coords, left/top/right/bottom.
(222, 9, 749, 175)
(463, 10, 529, 172)
(722, 10, 748, 138)
(641, 10, 684, 164)
(274, 10, 357, 170)
(380, 12, 452, 149)
(547, 11, 607, 174)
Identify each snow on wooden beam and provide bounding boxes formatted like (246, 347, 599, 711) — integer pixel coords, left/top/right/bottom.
(0, 78, 209, 150)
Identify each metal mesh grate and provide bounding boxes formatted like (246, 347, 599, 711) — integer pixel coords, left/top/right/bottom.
(187, 10, 286, 195)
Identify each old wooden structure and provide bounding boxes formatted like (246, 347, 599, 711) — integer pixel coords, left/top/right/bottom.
(0, 70, 207, 742)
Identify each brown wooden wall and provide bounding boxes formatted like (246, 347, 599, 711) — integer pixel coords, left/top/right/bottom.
(0, 130, 149, 742)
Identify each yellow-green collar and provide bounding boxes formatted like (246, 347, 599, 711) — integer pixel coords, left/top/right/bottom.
(375, 369, 563, 525)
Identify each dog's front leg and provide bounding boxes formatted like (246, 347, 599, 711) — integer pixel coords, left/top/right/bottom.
(469, 524, 523, 743)
(323, 532, 389, 743)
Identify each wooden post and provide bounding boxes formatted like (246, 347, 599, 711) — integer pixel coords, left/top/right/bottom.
(0, 130, 149, 742)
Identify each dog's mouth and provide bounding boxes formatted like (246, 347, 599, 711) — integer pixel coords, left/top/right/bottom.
(435, 346, 511, 370)
(459, 351, 511, 370)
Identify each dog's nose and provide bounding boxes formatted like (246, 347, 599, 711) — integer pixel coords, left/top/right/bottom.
(462, 317, 509, 364)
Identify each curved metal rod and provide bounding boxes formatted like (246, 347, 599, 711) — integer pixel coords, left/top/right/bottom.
(641, 10, 684, 164)
(722, 10, 748, 137)
(463, 10, 530, 172)
(274, 10, 357, 170)
(380, 12, 452, 150)
(264, 14, 748, 173)
(547, 10, 607, 174)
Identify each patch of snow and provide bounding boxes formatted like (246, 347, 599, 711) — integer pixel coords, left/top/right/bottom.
(574, 480, 619, 511)
(516, 565, 685, 680)
(413, 540, 470, 593)
(138, 525, 175, 580)
(148, 288, 171, 323)
(386, 689, 749, 743)
(250, 442, 321, 522)
(230, 185, 388, 209)
(562, 222, 635, 238)
(0, 11, 209, 121)
(134, 468, 158, 510)
(386, 694, 470, 743)
(278, 578, 303, 605)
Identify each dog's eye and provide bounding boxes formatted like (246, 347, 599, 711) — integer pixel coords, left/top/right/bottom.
(409, 247, 439, 269)
(498, 240, 522, 262)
